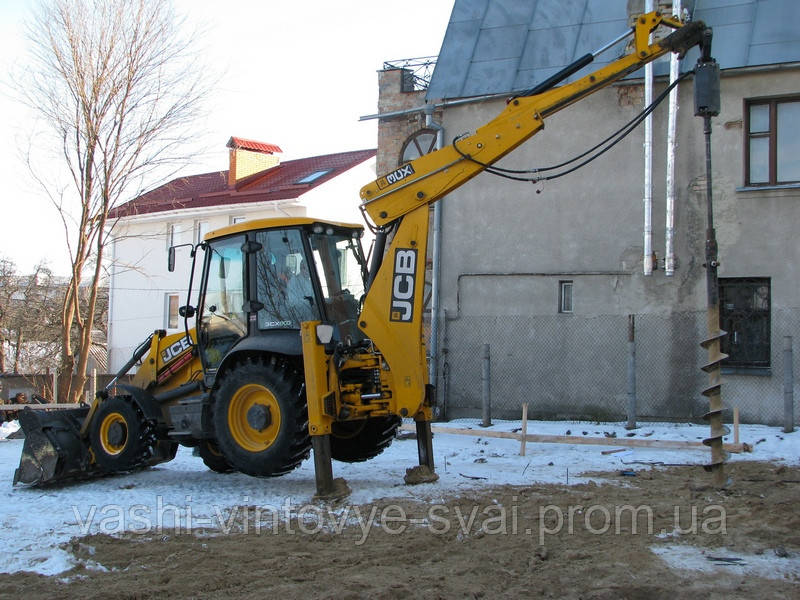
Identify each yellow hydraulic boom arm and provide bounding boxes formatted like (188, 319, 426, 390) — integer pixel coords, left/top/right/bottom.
(360, 13, 706, 225)
(352, 13, 710, 427)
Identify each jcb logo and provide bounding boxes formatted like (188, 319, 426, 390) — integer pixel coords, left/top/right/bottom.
(390, 249, 416, 322)
(161, 336, 191, 364)
(378, 164, 415, 189)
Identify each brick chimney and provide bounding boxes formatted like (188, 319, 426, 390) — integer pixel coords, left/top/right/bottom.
(227, 137, 282, 186)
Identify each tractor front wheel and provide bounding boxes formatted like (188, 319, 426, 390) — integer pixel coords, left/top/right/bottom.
(212, 358, 310, 477)
(89, 396, 147, 472)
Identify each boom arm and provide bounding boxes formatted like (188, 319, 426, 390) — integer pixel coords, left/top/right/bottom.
(302, 13, 711, 457)
(360, 13, 707, 227)
(352, 13, 710, 424)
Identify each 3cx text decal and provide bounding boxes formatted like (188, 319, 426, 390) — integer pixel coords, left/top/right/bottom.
(390, 248, 417, 322)
(161, 336, 192, 363)
(377, 163, 415, 189)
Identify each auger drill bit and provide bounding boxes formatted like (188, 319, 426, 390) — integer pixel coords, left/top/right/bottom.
(694, 28, 727, 487)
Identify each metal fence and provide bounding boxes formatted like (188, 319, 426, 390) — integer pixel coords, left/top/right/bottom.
(436, 309, 799, 427)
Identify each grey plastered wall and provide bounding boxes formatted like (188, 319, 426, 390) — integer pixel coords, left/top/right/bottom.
(432, 67, 800, 423)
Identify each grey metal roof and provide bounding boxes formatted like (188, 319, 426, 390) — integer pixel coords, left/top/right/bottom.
(426, 0, 800, 100)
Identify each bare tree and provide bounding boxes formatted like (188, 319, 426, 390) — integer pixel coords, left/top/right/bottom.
(0, 260, 65, 375)
(5, 263, 62, 374)
(21, 0, 209, 402)
(0, 258, 21, 373)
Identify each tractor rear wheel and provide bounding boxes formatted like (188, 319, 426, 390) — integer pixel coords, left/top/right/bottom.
(330, 415, 401, 462)
(89, 396, 147, 472)
(212, 358, 310, 477)
(198, 439, 234, 473)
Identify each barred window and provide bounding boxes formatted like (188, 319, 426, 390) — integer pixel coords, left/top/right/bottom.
(719, 278, 770, 369)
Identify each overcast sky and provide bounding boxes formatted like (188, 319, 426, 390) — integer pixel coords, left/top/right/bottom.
(0, 0, 454, 275)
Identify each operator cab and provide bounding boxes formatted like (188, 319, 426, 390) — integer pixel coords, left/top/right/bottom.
(190, 218, 368, 377)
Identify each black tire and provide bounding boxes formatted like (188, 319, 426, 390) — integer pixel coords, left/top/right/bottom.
(212, 358, 311, 477)
(89, 396, 146, 472)
(198, 439, 234, 473)
(330, 415, 401, 463)
(150, 440, 179, 465)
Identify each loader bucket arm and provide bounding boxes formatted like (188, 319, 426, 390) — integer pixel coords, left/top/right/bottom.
(14, 331, 164, 486)
(13, 405, 96, 485)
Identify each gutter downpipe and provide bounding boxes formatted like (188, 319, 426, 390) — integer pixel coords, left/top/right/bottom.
(107, 236, 117, 375)
(643, 0, 654, 276)
(665, 0, 681, 277)
(425, 104, 445, 407)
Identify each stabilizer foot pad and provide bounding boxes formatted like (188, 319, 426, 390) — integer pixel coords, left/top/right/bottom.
(404, 465, 439, 485)
(313, 477, 351, 502)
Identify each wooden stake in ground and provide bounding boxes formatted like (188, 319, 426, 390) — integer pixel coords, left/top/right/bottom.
(520, 403, 528, 456)
(399, 424, 751, 454)
(734, 407, 740, 445)
(2, 404, 80, 411)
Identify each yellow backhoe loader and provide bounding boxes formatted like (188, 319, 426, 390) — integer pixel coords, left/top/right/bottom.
(14, 13, 717, 495)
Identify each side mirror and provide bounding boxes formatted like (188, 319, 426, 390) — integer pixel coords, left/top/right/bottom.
(218, 257, 228, 279)
(178, 305, 196, 318)
(167, 247, 176, 272)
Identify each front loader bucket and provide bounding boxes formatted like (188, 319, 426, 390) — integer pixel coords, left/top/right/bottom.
(13, 407, 99, 486)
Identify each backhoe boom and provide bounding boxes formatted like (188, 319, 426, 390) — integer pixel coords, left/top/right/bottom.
(359, 13, 707, 227)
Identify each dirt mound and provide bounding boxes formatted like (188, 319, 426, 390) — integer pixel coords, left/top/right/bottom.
(403, 464, 439, 485)
(2, 461, 798, 599)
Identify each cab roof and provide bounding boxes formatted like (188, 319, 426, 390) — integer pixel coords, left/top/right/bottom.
(204, 217, 364, 241)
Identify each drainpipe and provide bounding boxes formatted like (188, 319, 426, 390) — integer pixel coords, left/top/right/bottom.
(424, 104, 444, 401)
(643, 0, 654, 276)
(665, 0, 681, 277)
(107, 236, 117, 374)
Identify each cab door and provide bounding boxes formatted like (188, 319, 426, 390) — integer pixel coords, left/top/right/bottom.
(197, 235, 247, 371)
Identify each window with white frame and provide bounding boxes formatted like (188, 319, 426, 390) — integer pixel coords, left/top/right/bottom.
(559, 280, 573, 314)
(165, 293, 180, 329)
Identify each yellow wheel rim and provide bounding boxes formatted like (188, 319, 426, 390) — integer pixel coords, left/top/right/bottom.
(99, 412, 128, 455)
(227, 384, 281, 452)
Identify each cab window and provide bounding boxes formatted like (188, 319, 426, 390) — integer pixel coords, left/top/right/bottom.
(254, 229, 318, 329)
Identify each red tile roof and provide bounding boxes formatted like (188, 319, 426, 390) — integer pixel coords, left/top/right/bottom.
(227, 137, 282, 154)
(109, 149, 376, 219)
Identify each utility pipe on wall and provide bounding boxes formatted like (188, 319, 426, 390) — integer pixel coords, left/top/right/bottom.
(665, 0, 681, 277)
(425, 105, 445, 400)
(643, 0, 654, 276)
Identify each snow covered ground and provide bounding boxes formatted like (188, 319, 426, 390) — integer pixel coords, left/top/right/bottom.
(0, 418, 797, 576)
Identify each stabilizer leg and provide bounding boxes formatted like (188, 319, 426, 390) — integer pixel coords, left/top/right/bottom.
(404, 419, 439, 485)
(416, 419, 435, 469)
(312, 434, 334, 496)
(312, 434, 350, 500)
